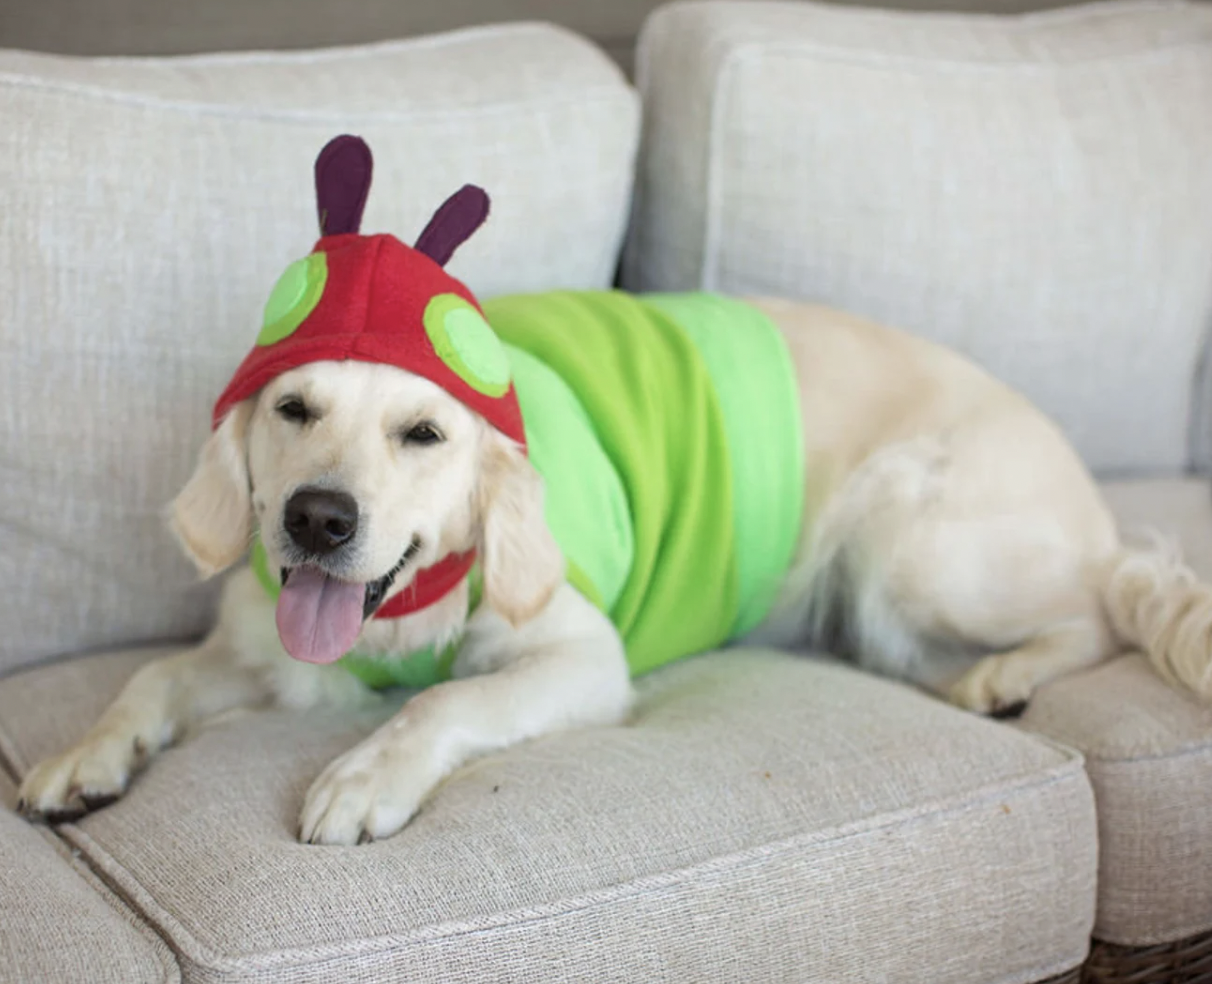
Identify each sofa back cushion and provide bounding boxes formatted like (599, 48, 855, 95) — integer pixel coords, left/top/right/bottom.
(624, 0, 1212, 477)
(0, 24, 639, 674)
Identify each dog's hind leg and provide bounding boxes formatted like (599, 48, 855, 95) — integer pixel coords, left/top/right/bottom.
(772, 406, 1124, 714)
(945, 618, 1112, 716)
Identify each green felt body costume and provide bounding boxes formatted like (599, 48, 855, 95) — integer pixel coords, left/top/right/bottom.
(253, 290, 804, 688)
(229, 136, 802, 689)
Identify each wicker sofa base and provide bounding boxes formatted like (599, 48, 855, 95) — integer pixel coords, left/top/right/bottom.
(1082, 929, 1212, 984)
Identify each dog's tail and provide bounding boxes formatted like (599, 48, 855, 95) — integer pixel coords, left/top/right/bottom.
(1101, 541, 1212, 701)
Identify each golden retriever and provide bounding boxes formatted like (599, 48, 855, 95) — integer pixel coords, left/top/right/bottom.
(18, 297, 1212, 845)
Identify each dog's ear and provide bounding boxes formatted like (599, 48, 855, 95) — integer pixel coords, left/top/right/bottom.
(169, 400, 255, 577)
(476, 430, 564, 626)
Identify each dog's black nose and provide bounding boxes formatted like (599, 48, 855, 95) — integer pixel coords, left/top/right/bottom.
(284, 488, 359, 556)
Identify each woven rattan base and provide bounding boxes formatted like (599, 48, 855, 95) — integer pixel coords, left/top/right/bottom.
(1042, 969, 1081, 984)
(1082, 928, 1212, 984)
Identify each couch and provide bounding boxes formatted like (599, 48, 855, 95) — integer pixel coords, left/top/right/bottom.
(2, 2, 1211, 982)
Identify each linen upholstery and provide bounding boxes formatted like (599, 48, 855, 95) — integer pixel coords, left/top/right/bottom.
(1019, 478, 1212, 946)
(1025, 656, 1212, 946)
(624, 0, 1212, 475)
(0, 647, 1096, 984)
(1100, 477, 1212, 579)
(0, 25, 639, 675)
(0, 772, 180, 984)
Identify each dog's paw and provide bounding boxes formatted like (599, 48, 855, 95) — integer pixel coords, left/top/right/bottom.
(17, 733, 145, 822)
(947, 655, 1035, 717)
(299, 738, 432, 846)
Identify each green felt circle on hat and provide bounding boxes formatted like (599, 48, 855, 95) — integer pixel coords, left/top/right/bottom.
(424, 293, 511, 397)
(257, 252, 328, 347)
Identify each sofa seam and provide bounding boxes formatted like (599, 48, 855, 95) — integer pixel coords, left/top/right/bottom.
(0, 810, 183, 983)
(1185, 323, 1212, 473)
(53, 21, 603, 70)
(1079, 736, 1212, 766)
(664, 0, 1193, 34)
(0, 75, 635, 125)
(725, 33, 1212, 74)
(182, 925, 1089, 984)
(0, 640, 199, 694)
(700, 34, 741, 289)
(620, 11, 655, 289)
(58, 754, 1090, 973)
(44, 829, 184, 984)
(1094, 917, 1212, 950)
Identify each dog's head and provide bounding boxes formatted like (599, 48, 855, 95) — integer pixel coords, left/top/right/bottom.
(169, 358, 564, 657)
(169, 134, 563, 663)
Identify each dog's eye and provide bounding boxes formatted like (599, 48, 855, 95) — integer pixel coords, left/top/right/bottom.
(276, 399, 311, 424)
(402, 422, 443, 446)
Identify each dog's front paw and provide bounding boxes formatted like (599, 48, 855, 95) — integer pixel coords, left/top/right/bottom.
(947, 655, 1033, 718)
(18, 732, 146, 822)
(299, 738, 433, 846)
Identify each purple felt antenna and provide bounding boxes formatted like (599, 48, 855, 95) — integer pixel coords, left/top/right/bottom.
(314, 135, 373, 236)
(414, 185, 491, 267)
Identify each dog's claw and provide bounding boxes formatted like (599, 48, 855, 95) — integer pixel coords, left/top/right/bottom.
(80, 792, 120, 812)
(299, 737, 432, 845)
(18, 733, 138, 826)
(990, 699, 1029, 720)
(42, 806, 87, 825)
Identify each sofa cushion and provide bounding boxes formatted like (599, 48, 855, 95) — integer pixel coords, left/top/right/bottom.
(0, 647, 1095, 984)
(624, 0, 1212, 476)
(1024, 655, 1212, 946)
(1100, 478, 1212, 579)
(0, 771, 179, 983)
(0, 24, 639, 675)
(1019, 477, 1212, 946)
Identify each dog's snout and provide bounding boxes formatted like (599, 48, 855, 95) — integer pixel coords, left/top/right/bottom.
(284, 488, 359, 555)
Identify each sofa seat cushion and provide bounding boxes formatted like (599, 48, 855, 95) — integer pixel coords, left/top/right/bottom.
(0, 23, 639, 677)
(1100, 478, 1212, 579)
(0, 771, 179, 983)
(1, 646, 1094, 984)
(1024, 656, 1212, 946)
(1018, 478, 1212, 947)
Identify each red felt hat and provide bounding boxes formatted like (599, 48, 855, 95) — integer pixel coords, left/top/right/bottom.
(211, 135, 525, 448)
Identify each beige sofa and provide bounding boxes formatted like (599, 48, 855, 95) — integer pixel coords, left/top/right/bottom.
(2, 2, 1211, 982)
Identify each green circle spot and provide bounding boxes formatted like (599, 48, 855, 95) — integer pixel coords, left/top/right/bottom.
(424, 294, 511, 397)
(257, 252, 328, 347)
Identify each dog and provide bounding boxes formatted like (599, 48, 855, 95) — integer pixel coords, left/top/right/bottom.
(18, 137, 1212, 846)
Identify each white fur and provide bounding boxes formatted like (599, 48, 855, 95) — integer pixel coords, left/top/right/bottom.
(20, 301, 1212, 843)
(299, 585, 629, 844)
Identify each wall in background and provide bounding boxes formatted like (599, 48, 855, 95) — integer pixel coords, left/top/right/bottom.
(1, 0, 1174, 73)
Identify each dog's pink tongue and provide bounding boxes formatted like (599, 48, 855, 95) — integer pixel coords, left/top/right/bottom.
(275, 567, 364, 664)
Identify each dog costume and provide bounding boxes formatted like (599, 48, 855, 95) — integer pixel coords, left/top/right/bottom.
(219, 136, 804, 688)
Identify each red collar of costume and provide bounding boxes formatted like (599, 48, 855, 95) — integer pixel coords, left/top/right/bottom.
(374, 549, 477, 620)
